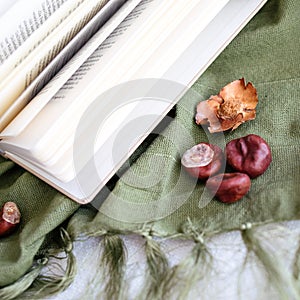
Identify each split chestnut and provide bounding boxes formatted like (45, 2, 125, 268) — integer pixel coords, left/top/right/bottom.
(0, 202, 21, 237)
(181, 143, 224, 180)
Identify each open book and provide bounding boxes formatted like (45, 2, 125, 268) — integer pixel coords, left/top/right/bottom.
(0, 0, 267, 204)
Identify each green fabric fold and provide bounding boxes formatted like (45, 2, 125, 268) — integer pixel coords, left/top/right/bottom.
(0, 161, 79, 286)
(0, 0, 299, 298)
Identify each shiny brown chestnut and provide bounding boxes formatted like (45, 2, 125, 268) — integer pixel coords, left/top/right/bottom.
(206, 173, 251, 203)
(0, 202, 21, 237)
(226, 134, 272, 178)
(181, 143, 224, 180)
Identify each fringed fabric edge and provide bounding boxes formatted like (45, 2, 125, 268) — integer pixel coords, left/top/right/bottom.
(0, 228, 76, 300)
(1, 220, 300, 300)
(241, 223, 300, 300)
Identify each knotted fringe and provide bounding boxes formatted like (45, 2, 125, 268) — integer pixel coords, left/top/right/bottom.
(28, 228, 77, 298)
(3, 221, 300, 299)
(84, 222, 300, 299)
(139, 229, 169, 300)
(98, 233, 127, 300)
(82, 225, 211, 300)
(76, 228, 127, 299)
(241, 223, 300, 300)
(0, 258, 48, 300)
(161, 219, 212, 300)
(0, 227, 76, 300)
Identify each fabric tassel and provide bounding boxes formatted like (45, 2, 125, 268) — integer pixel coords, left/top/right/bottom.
(293, 236, 300, 284)
(162, 221, 212, 300)
(0, 258, 48, 300)
(0, 227, 76, 300)
(139, 231, 169, 300)
(166, 242, 211, 300)
(241, 223, 300, 300)
(98, 234, 127, 300)
(17, 227, 77, 299)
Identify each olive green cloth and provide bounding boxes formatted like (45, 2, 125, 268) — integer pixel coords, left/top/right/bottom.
(0, 0, 299, 296)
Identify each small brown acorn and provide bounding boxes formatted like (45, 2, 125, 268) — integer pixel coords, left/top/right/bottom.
(0, 202, 21, 237)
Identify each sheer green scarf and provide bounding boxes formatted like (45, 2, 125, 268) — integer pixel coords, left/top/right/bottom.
(0, 0, 299, 299)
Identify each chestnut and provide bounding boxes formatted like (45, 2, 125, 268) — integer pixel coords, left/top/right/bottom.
(181, 143, 224, 180)
(206, 173, 251, 204)
(226, 134, 272, 178)
(0, 202, 21, 237)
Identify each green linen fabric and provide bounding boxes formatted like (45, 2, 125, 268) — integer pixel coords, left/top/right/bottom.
(0, 0, 299, 298)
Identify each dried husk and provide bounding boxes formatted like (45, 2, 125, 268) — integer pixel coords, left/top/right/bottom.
(195, 78, 258, 133)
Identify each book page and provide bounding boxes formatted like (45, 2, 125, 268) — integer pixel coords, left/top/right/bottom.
(0, 0, 175, 162)
(41, 0, 231, 181)
(0, 0, 141, 134)
(0, 0, 226, 172)
(0, 0, 110, 117)
(0, 0, 69, 65)
(0, 0, 19, 16)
